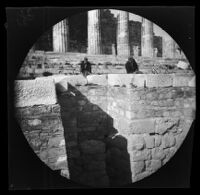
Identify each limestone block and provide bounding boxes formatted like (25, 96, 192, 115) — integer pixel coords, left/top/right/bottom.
(131, 161, 145, 175)
(127, 134, 145, 150)
(15, 78, 57, 107)
(60, 169, 70, 179)
(27, 119, 42, 126)
(161, 134, 176, 148)
(146, 160, 162, 172)
(131, 74, 147, 87)
(155, 135, 162, 147)
(58, 75, 87, 88)
(107, 74, 134, 86)
(47, 146, 66, 160)
(80, 140, 105, 154)
(151, 148, 165, 160)
(129, 118, 156, 134)
(51, 74, 67, 83)
(143, 135, 155, 149)
(48, 136, 65, 148)
(130, 149, 151, 161)
(132, 171, 150, 183)
(146, 74, 173, 87)
(188, 76, 196, 87)
(155, 118, 180, 134)
(87, 74, 108, 85)
(173, 74, 194, 87)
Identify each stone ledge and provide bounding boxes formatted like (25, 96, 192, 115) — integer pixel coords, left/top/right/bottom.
(129, 118, 156, 134)
(16, 74, 196, 102)
(87, 74, 107, 86)
(146, 74, 173, 88)
(132, 74, 147, 87)
(57, 75, 87, 86)
(173, 74, 195, 87)
(15, 78, 57, 107)
(107, 74, 134, 86)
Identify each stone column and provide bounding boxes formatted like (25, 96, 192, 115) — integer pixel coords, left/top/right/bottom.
(162, 33, 176, 58)
(117, 11, 130, 56)
(112, 44, 116, 55)
(87, 10, 102, 54)
(53, 19, 69, 52)
(141, 18, 154, 57)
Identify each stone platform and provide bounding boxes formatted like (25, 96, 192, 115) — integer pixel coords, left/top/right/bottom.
(14, 73, 195, 187)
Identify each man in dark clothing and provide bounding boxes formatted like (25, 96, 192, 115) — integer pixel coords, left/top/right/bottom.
(125, 56, 139, 74)
(80, 57, 92, 77)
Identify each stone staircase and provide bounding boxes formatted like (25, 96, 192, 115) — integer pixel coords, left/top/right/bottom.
(18, 50, 191, 79)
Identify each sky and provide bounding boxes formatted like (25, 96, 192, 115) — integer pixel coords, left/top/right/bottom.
(109, 9, 168, 37)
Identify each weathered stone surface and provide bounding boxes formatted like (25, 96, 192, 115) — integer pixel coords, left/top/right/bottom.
(15, 79, 57, 107)
(131, 74, 147, 87)
(15, 72, 196, 187)
(27, 119, 42, 126)
(188, 76, 195, 87)
(60, 169, 70, 179)
(132, 171, 150, 183)
(87, 75, 108, 86)
(107, 74, 134, 86)
(173, 75, 194, 87)
(155, 135, 162, 147)
(161, 134, 176, 148)
(80, 140, 105, 154)
(47, 146, 66, 160)
(15, 105, 54, 117)
(151, 148, 165, 160)
(130, 149, 151, 161)
(58, 75, 87, 87)
(48, 136, 65, 148)
(127, 135, 145, 150)
(143, 135, 155, 149)
(131, 161, 145, 175)
(129, 118, 155, 134)
(49, 74, 67, 83)
(146, 74, 173, 88)
(155, 118, 180, 134)
(146, 159, 162, 172)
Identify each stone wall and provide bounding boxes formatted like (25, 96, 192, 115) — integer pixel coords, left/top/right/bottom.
(17, 51, 192, 79)
(14, 73, 195, 187)
(15, 79, 68, 171)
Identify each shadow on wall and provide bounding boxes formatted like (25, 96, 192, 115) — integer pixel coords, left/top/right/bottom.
(57, 84, 132, 187)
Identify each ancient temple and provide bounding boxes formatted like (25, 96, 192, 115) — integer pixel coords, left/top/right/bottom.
(33, 9, 185, 59)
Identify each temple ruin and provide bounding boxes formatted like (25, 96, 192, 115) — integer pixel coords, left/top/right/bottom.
(14, 9, 195, 187)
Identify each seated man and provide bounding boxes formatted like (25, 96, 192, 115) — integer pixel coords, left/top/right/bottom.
(80, 57, 92, 77)
(125, 56, 139, 74)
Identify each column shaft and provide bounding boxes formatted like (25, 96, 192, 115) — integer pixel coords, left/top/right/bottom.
(141, 18, 154, 57)
(53, 19, 69, 52)
(88, 10, 102, 54)
(117, 11, 130, 56)
(162, 34, 176, 58)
